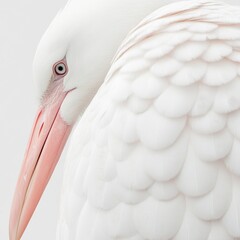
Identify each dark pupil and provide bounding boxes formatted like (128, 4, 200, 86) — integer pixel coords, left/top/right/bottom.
(58, 66, 64, 72)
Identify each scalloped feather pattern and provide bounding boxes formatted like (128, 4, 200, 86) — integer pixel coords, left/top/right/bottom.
(57, 1, 240, 239)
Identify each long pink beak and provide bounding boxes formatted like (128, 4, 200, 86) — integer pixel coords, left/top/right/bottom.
(9, 83, 72, 240)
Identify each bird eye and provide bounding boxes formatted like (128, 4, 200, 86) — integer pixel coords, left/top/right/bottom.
(54, 62, 67, 76)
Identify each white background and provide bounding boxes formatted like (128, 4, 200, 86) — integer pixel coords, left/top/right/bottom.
(0, 0, 67, 239)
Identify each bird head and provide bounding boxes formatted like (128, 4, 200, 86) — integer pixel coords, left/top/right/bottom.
(9, 2, 122, 239)
(9, 0, 179, 239)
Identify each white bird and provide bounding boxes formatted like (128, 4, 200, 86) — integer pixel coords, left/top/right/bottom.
(9, 0, 240, 239)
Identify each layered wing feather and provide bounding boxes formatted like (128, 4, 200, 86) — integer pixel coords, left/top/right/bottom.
(57, 1, 240, 239)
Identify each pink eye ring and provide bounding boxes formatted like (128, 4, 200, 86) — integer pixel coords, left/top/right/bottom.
(54, 62, 67, 76)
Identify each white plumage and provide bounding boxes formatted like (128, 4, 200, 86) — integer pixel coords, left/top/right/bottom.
(51, 1, 240, 239)
(8, 0, 240, 240)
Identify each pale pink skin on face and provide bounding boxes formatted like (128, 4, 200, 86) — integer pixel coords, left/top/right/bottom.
(9, 62, 73, 240)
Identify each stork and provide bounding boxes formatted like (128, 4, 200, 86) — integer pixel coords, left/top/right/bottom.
(9, 0, 240, 239)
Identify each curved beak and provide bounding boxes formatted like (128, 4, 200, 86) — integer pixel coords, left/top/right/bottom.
(9, 82, 72, 240)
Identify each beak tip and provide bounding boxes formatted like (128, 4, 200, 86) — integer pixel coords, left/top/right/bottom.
(9, 92, 72, 239)
(9, 215, 17, 240)
(9, 212, 15, 240)
(9, 193, 25, 240)
(9, 223, 22, 240)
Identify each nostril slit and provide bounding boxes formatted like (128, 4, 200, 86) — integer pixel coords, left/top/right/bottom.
(39, 122, 44, 137)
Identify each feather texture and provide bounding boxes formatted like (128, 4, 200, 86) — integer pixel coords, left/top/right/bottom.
(57, 1, 240, 239)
